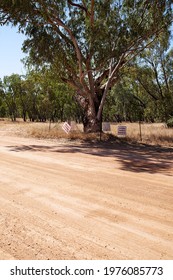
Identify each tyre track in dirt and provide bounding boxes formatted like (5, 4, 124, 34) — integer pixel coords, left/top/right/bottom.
(0, 134, 173, 259)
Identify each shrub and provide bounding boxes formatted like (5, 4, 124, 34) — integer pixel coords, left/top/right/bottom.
(166, 117, 173, 128)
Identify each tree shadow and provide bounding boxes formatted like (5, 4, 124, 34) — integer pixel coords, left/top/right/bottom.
(7, 141, 173, 175)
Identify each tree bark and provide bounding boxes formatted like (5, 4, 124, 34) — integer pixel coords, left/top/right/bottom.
(75, 92, 102, 133)
(83, 108, 102, 133)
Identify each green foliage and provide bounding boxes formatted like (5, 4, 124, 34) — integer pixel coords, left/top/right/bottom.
(166, 117, 173, 128)
(1, 75, 20, 121)
(0, 1, 172, 131)
(0, 70, 81, 122)
(103, 38, 173, 123)
(103, 75, 145, 122)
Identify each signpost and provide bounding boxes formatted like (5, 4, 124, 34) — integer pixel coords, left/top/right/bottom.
(70, 121, 78, 131)
(62, 122, 71, 134)
(139, 121, 142, 141)
(117, 125, 127, 137)
(102, 122, 111, 132)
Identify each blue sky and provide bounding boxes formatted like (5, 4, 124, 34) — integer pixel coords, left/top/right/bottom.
(0, 25, 26, 80)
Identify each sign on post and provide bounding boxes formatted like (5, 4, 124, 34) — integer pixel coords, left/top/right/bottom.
(102, 122, 111, 132)
(117, 125, 127, 137)
(62, 122, 71, 134)
(70, 121, 78, 131)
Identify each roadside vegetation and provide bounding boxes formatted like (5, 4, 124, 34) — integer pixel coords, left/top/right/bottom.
(1, 119, 173, 147)
(0, 40, 173, 128)
(0, 1, 173, 144)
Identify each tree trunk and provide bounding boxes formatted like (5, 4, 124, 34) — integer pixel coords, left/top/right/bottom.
(83, 113, 101, 133)
(23, 111, 26, 122)
(82, 100, 102, 133)
(75, 91, 102, 133)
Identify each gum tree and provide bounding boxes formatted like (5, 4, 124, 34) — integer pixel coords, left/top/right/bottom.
(0, 0, 172, 132)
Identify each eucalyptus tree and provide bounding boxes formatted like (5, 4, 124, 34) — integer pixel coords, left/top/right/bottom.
(106, 42, 173, 123)
(0, 79, 7, 117)
(23, 69, 80, 122)
(0, 1, 172, 131)
(1, 74, 30, 121)
(1, 75, 21, 121)
(103, 73, 146, 122)
(130, 44, 173, 121)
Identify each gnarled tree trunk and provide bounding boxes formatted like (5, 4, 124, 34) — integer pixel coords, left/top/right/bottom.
(82, 109, 102, 133)
(75, 93, 102, 133)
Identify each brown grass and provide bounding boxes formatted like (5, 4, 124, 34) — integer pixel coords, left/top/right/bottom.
(0, 119, 173, 147)
(111, 122, 173, 147)
(26, 122, 112, 142)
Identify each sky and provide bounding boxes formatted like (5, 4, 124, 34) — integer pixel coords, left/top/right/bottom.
(0, 25, 27, 80)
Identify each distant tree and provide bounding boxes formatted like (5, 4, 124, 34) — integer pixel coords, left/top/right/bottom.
(131, 42, 173, 121)
(1, 75, 20, 121)
(104, 39, 173, 123)
(0, 79, 7, 117)
(1, 74, 30, 121)
(24, 69, 80, 122)
(0, 1, 172, 131)
(103, 76, 145, 122)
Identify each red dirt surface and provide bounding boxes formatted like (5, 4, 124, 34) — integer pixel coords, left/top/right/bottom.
(0, 127, 173, 260)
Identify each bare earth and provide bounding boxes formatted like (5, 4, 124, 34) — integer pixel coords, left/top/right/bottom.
(0, 126, 173, 260)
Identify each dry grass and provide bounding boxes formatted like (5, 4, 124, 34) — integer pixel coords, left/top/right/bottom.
(0, 119, 173, 147)
(111, 122, 173, 147)
(27, 122, 113, 142)
(0, 120, 105, 142)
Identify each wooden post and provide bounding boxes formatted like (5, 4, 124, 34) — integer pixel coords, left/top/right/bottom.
(139, 121, 142, 141)
(49, 119, 51, 131)
(99, 117, 102, 141)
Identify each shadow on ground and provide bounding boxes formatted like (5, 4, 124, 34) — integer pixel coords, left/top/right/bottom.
(7, 140, 173, 175)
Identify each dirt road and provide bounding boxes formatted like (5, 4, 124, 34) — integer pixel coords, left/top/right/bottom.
(0, 130, 173, 259)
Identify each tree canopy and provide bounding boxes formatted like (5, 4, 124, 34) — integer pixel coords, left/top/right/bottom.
(0, 0, 173, 131)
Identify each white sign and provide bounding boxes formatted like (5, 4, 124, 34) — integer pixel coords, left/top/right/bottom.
(70, 121, 78, 131)
(62, 122, 71, 134)
(102, 122, 111, 132)
(117, 125, 127, 137)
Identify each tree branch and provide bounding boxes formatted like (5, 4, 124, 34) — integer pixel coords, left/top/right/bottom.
(90, 0, 94, 27)
(160, 53, 170, 93)
(86, 55, 97, 101)
(137, 77, 158, 101)
(97, 54, 125, 120)
(67, 0, 89, 16)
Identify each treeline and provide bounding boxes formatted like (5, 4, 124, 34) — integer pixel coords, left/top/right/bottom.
(0, 43, 173, 124)
(0, 71, 82, 123)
